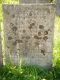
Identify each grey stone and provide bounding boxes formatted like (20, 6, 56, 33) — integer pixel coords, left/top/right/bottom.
(3, 4, 55, 68)
(20, 0, 49, 3)
(56, 0, 60, 4)
(56, 0, 60, 16)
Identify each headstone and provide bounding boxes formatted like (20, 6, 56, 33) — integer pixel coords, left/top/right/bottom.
(3, 4, 55, 68)
(0, 24, 2, 65)
(20, 0, 49, 3)
(56, 0, 60, 16)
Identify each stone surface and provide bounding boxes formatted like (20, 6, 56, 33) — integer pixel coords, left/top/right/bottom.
(3, 4, 55, 68)
(56, 0, 60, 16)
(20, 0, 49, 3)
(56, 0, 60, 3)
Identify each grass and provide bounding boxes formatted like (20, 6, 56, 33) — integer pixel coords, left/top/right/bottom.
(53, 16, 60, 67)
(0, 62, 60, 80)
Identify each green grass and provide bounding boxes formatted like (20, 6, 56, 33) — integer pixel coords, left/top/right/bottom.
(53, 16, 60, 67)
(0, 62, 60, 80)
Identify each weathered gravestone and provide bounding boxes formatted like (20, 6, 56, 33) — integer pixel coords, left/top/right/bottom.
(3, 3, 55, 68)
(20, 0, 49, 3)
(0, 24, 2, 65)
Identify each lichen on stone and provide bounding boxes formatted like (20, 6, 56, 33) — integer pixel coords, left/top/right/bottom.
(29, 23, 35, 30)
(16, 39, 23, 43)
(44, 31, 48, 35)
(39, 25, 44, 29)
(38, 32, 41, 36)
(8, 36, 13, 40)
(12, 26, 17, 32)
(43, 36, 48, 41)
(26, 36, 30, 39)
(41, 49, 45, 55)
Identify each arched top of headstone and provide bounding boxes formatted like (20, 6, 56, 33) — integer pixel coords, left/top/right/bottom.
(20, 0, 49, 3)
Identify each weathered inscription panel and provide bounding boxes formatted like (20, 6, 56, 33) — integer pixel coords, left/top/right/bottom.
(3, 4, 55, 68)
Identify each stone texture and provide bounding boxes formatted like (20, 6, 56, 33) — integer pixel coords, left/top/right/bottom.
(20, 0, 49, 3)
(3, 4, 55, 68)
(56, 0, 60, 3)
(56, 0, 60, 16)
